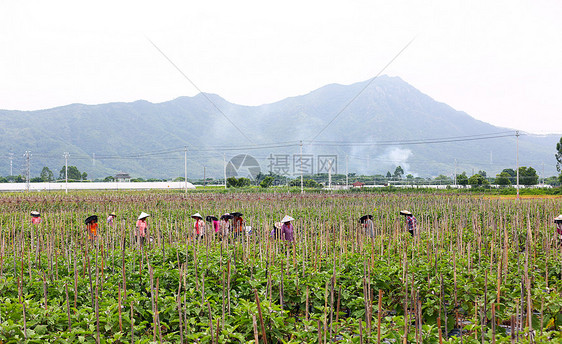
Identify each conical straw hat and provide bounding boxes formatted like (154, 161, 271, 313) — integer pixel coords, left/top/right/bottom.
(191, 213, 203, 219)
(138, 212, 150, 220)
(281, 215, 294, 223)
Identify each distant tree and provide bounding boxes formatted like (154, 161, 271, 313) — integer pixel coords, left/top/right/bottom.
(40, 167, 54, 182)
(477, 170, 487, 178)
(0, 176, 6, 183)
(59, 166, 82, 181)
(173, 177, 185, 182)
(103, 176, 115, 182)
(456, 172, 468, 186)
(406, 174, 414, 179)
(30, 177, 42, 182)
(554, 137, 562, 184)
(393, 166, 404, 179)
(502, 168, 516, 177)
(260, 176, 274, 188)
(305, 179, 322, 188)
(495, 172, 512, 186)
(81, 172, 88, 181)
(130, 178, 145, 182)
(237, 177, 251, 187)
(9, 175, 26, 183)
(386, 171, 392, 178)
(554, 137, 562, 172)
(469, 174, 488, 186)
(518, 166, 538, 186)
(545, 176, 561, 186)
(227, 177, 251, 187)
(226, 177, 238, 188)
(434, 174, 452, 182)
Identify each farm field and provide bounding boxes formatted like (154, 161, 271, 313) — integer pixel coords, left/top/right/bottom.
(0, 191, 561, 343)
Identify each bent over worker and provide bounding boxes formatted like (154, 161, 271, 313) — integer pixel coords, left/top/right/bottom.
(400, 210, 417, 237)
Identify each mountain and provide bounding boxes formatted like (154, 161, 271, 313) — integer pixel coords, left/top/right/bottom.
(0, 75, 559, 180)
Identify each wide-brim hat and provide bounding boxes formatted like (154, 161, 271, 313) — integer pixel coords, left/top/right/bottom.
(191, 213, 203, 219)
(281, 215, 294, 223)
(138, 212, 150, 220)
(109, 212, 116, 217)
(221, 213, 233, 220)
(359, 214, 373, 223)
(206, 215, 218, 222)
(31, 211, 40, 217)
(85, 215, 98, 224)
(231, 212, 243, 217)
(555, 215, 562, 222)
(400, 210, 412, 216)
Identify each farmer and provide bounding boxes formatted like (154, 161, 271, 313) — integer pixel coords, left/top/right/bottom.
(107, 212, 116, 226)
(220, 213, 232, 238)
(270, 222, 283, 240)
(280, 215, 295, 242)
(555, 215, 562, 243)
(31, 211, 42, 225)
(400, 210, 417, 237)
(85, 215, 99, 240)
(231, 212, 245, 238)
(136, 212, 150, 247)
(192, 213, 205, 240)
(206, 216, 220, 238)
(360, 215, 375, 238)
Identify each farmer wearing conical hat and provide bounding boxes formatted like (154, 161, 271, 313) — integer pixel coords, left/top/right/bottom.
(107, 212, 116, 226)
(280, 215, 295, 242)
(400, 210, 417, 237)
(555, 214, 562, 243)
(192, 213, 205, 240)
(220, 213, 232, 238)
(136, 212, 150, 247)
(85, 215, 99, 240)
(360, 215, 375, 238)
(231, 212, 245, 239)
(31, 211, 42, 225)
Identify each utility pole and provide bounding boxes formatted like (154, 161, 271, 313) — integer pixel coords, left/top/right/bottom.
(454, 159, 457, 188)
(184, 146, 188, 193)
(9, 152, 13, 176)
(328, 159, 333, 190)
(64, 152, 69, 194)
(300, 140, 303, 194)
(345, 155, 349, 190)
(223, 153, 227, 189)
(516, 131, 520, 200)
(24, 151, 30, 192)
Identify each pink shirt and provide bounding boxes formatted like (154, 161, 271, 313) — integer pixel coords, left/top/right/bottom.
(136, 219, 147, 237)
(31, 217, 42, 225)
(213, 220, 220, 232)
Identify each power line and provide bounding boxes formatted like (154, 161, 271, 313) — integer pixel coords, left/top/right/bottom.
(146, 37, 254, 144)
(310, 37, 416, 143)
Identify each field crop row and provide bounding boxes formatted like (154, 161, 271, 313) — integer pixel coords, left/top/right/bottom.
(0, 191, 560, 343)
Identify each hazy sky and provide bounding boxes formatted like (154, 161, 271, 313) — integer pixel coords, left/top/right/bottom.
(1, 0, 561, 134)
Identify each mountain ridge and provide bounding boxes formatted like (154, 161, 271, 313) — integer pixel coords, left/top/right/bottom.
(0, 75, 558, 179)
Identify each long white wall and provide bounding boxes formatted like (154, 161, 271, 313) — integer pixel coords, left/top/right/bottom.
(0, 181, 196, 192)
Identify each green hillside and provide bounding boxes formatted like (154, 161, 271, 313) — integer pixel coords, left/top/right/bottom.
(0, 75, 558, 179)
